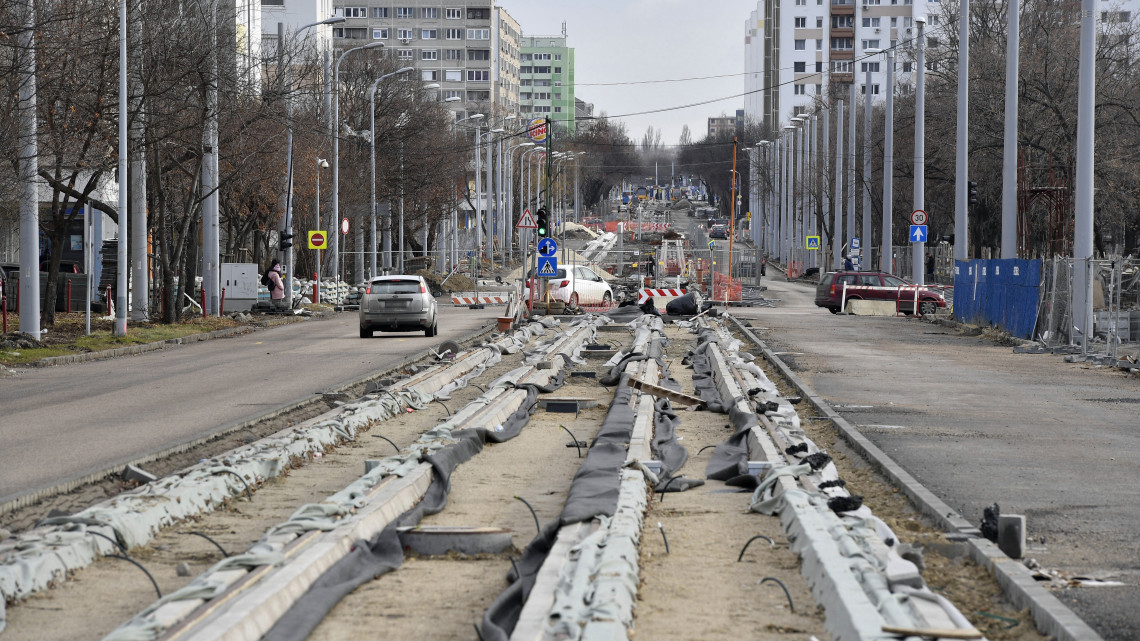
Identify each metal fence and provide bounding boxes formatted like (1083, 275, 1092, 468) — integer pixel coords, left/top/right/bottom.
(1036, 257, 1140, 355)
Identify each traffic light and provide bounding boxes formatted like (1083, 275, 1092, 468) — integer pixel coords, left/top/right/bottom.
(278, 231, 295, 251)
(535, 208, 549, 238)
(967, 181, 978, 206)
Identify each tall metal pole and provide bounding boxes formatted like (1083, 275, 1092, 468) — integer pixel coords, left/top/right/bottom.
(835, 99, 845, 268)
(202, 0, 219, 316)
(1001, 0, 1019, 259)
(369, 78, 378, 278)
(332, 43, 383, 301)
(496, 137, 504, 266)
(485, 129, 494, 268)
(474, 124, 482, 268)
(862, 68, 873, 272)
(115, 0, 128, 334)
(315, 160, 323, 302)
(955, 0, 970, 261)
(847, 82, 857, 248)
(881, 49, 895, 275)
(1073, 0, 1096, 349)
(914, 19, 927, 284)
(129, 0, 148, 321)
(17, 0, 40, 339)
(784, 128, 794, 263)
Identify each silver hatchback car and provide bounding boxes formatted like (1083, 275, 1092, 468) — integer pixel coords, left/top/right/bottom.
(358, 275, 438, 338)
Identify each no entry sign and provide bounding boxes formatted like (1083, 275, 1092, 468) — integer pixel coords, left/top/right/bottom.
(308, 231, 327, 250)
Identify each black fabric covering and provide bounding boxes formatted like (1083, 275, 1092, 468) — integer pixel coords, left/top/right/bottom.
(481, 376, 640, 640)
(600, 353, 651, 387)
(263, 381, 561, 641)
(604, 305, 646, 323)
(685, 329, 732, 413)
(651, 398, 690, 487)
(665, 292, 699, 316)
(264, 436, 482, 641)
(703, 403, 761, 481)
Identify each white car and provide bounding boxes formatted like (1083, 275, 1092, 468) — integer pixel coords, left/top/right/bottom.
(525, 265, 613, 307)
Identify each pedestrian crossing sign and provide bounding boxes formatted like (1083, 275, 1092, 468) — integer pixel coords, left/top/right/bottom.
(537, 256, 558, 277)
(806, 236, 821, 250)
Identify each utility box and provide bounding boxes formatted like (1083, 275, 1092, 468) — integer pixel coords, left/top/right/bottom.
(221, 263, 259, 312)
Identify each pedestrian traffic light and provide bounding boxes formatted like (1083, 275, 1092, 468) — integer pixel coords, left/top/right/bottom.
(968, 181, 978, 206)
(279, 232, 295, 251)
(535, 208, 549, 238)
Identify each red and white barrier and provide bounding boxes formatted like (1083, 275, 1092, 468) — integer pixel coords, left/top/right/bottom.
(451, 295, 510, 306)
(637, 288, 685, 304)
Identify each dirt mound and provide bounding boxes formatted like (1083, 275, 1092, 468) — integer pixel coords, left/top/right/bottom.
(416, 269, 474, 293)
(563, 222, 598, 240)
(669, 198, 693, 210)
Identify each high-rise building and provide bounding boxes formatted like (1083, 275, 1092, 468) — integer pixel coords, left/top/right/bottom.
(323, 1, 519, 120)
(519, 31, 575, 132)
(744, 0, 935, 131)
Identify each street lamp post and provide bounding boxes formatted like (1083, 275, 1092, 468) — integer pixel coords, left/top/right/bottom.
(862, 56, 877, 271)
(282, 17, 346, 309)
(332, 40, 383, 298)
(315, 157, 328, 303)
(507, 141, 535, 263)
(881, 49, 895, 275)
(453, 113, 484, 268)
(914, 17, 927, 284)
(456, 114, 483, 266)
(369, 66, 414, 278)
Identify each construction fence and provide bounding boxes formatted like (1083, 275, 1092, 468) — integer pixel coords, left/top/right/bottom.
(1035, 257, 1140, 353)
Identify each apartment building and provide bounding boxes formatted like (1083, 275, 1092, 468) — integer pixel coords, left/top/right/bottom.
(519, 33, 576, 132)
(322, 1, 519, 120)
(708, 109, 745, 137)
(744, 0, 935, 130)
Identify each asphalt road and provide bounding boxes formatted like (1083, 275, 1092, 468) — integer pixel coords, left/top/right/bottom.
(0, 306, 500, 506)
(732, 274, 1140, 641)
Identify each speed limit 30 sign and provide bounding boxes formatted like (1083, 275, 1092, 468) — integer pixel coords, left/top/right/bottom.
(910, 209, 928, 226)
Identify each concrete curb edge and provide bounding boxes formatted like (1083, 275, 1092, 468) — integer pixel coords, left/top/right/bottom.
(726, 313, 1104, 641)
(28, 316, 305, 368)
(0, 321, 498, 517)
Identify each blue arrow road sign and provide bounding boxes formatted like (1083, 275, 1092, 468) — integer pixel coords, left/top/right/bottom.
(708, 240, 715, 251)
(910, 225, 928, 243)
(538, 238, 558, 257)
(537, 256, 558, 277)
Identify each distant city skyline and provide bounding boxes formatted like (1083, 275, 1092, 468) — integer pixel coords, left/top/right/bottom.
(499, 0, 757, 147)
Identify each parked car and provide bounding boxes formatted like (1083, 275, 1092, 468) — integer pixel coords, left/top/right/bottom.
(524, 265, 614, 307)
(814, 270, 946, 315)
(358, 275, 438, 338)
(709, 224, 728, 239)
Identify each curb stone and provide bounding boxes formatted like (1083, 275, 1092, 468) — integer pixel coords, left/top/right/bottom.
(27, 315, 308, 368)
(726, 313, 1105, 641)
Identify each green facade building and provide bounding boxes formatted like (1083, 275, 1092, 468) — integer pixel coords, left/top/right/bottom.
(519, 34, 575, 132)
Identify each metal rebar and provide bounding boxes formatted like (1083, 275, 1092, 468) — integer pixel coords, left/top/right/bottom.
(108, 553, 162, 599)
(658, 475, 682, 502)
(558, 425, 582, 458)
(87, 530, 128, 556)
(514, 495, 541, 535)
(737, 534, 776, 561)
(187, 531, 231, 558)
(370, 434, 400, 453)
(657, 522, 670, 554)
(433, 398, 451, 416)
(759, 576, 795, 612)
(213, 469, 253, 501)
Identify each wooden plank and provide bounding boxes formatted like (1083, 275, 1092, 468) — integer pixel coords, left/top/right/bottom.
(628, 376, 705, 409)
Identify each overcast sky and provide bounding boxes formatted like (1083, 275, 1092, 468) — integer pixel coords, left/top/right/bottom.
(499, 0, 757, 147)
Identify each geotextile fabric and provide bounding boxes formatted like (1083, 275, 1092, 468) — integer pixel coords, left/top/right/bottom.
(263, 381, 560, 641)
(482, 331, 690, 640)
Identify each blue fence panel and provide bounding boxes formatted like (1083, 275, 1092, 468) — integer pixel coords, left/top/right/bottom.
(954, 259, 1041, 338)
